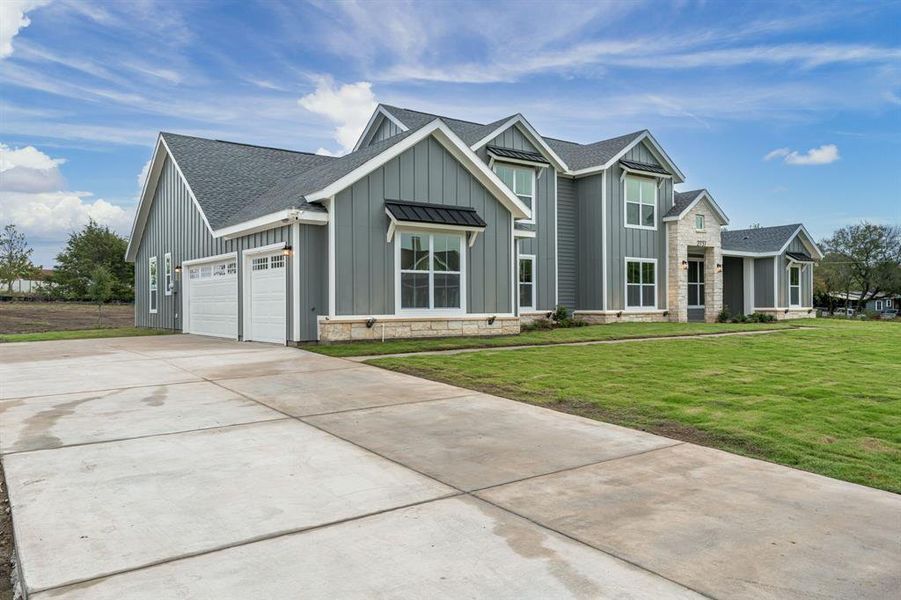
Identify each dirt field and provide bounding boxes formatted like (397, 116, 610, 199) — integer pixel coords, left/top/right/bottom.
(0, 302, 134, 334)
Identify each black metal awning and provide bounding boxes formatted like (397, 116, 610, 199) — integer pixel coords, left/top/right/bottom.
(786, 251, 815, 263)
(486, 145, 549, 165)
(619, 159, 671, 176)
(385, 200, 487, 228)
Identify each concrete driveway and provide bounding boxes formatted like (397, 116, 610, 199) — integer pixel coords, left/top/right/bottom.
(1, 335, 898, 599)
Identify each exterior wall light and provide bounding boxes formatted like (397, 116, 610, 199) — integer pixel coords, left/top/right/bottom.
(282, 246, 293, 256)
(681, 260, 688, 270)
(715, 263, 723, 273)
(488, 315, 496, 325)
(366, 317, 377, 328)
(174, 265, 182, 276)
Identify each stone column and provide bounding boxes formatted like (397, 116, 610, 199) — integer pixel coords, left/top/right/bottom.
(704, 246, 723, 322)
(667, 221, 687, 322)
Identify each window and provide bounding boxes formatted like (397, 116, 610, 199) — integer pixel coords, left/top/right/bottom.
(626, 259, 656, 309)
(493, 163, 535, 223)
(688, 259, 705, 307)
(148, 256, 158, 314)
(625, 176, 657, 229)
(695, 214, 705, 231)
(252, 257, 268, 271)
(887, 299, 894, 309)
(875, 300, 883, 311)
(789, 265, 801, 307)
(399, 232, 463, 311)
(164, 253, 172, 295)
(518, 255, 535, 311)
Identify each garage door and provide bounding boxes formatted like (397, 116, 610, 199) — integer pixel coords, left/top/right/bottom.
(247, 253, 287, 344)
(185, 257, 238, 339)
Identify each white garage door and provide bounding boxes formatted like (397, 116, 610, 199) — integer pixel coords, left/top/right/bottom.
(247, 253, 287, 344)
(185, 257, 238, 339)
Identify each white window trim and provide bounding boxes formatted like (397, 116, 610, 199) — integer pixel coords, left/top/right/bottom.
(164, 252, 172, 296)
(148, 255, 158, 314)
(493, 161, 536, 225)
(875, 300, 883, 311)
(886, 299, 893, 309)
(623, 175, 658, 231)
(687, 258, 705, 308)
(394, 231, 467, 316)
(788, 264, 801, 308)
(624, 257, 657, 310)
(695, 214, 705, 232)
(518, 254, 536, 312)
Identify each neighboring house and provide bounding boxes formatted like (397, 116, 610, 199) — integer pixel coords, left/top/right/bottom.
(3, 269, 54, 294)
(126, 105, 821, 344)
(829, 291, 899, 313)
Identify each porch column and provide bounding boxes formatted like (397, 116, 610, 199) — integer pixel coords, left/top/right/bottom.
(667, 221, 688, 322)
(704, 246, 723, 322)
(742, 257, 755, 315)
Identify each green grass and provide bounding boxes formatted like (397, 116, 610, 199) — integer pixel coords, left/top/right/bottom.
(369, 319, 901, 493)
(302, 320, 797, 357)
(0, 327, 173, 343)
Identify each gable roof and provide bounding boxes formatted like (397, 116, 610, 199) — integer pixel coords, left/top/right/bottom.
(721, 223, 823, 258)
(663, 189, 729, 224)
(379, 105, 498, 146)
(161, 133, 332, 231)
(544, 131, 643, 171)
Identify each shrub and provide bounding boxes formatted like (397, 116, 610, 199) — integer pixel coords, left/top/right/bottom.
(521, 318, 554, 331)
(746, 312, 776, 323)
(717, 308, 731, 323)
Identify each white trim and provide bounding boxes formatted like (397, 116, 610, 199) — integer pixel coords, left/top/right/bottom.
(511, 216, 516, 315)
(214, 209, 328, 239)
(661, 189, 730, 225)
(620, 165, 672, 180)
(601, 170, 608, 310)
(319, 313, 516, 322)
(164, 252, 172, 296)
(243, 241, 287, 256)
(569, 131, 686, 183)
(513, 229, 537, 238)
(326, 197, 336, 317)
(394, 231, 467, 316)
(875, 300, 883, 311)
(181, 251, 239, 267)
(624, 257, 658, 310)
(307, 120, 530, 220)
(148, 255, 158, 314)
(291, 223, 301, 343)
(687, 257, 705, 309)
(486, 151, 549, 169)
(788, 263, 802, 308)
(518, 254, 536, 312)
(470, 115, 568, 172)
(623, 173, 658, 231)
(777, 224, 824, 259)
(721, 249, 780, 258)
(352, 106, 410, 152)
(126, 136, 215, 262)
(492, 161, 536, 224)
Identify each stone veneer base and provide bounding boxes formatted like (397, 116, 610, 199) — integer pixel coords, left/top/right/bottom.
(574, 311, 669, 324)
(318, 316, 521, 342)
(754, 308, 816, 321)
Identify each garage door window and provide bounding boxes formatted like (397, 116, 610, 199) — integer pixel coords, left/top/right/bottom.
(148, 256, 158, 314)
(189, 260, 237, 279)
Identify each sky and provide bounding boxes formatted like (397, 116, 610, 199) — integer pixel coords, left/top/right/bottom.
(0, 0, 899, 267)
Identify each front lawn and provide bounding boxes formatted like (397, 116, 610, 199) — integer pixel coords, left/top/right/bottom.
(0, 327, 171, 343)
(369, 319, 901, 493)
(302, 320, 797, 357)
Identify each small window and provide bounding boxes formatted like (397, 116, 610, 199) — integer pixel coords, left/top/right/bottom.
(252, 257, 269, 271)
(270, 255, 285, 269)
(518, 256, 535, 311)
(789, 265, 801, 307)
(695, 214, 705, 231)
(148, 256, 158, 314)
(164, 253, 172, 295)
(875, 300, 882, 311)
(626, 259, 656, 309)
(493, 163, 535, 223)
(887, 299, 894, 309)
(399, 232, 463, 311)
(625, 176, 657, 229)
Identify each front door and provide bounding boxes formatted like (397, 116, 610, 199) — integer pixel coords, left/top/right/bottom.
(687, 258, 705, 322)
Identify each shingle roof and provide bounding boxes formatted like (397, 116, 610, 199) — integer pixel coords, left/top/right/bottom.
(620, 159, 670, 175)
(385, 199, 486, 228)
(161, 133, 333, 230)
(545, 131, 646, 171)
(486, 145, 548, 164)
(380, 105, 503, 146)
(721, 224, 802, 253)
(666, 190, 704, 219)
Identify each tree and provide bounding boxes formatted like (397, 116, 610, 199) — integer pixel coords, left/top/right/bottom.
(52, 220, 133, 301)
(822, 222, 901, 310)
(814, 251, 854, 312)
(0, 224, 40, 292)
(88, 265, 114, 326)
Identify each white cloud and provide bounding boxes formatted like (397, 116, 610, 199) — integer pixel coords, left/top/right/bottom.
(298, 77, 377, 154)
(0, 142, 65, 172)
(765, 144, 840, 165)
(0, 0, 50, 59)
(0, 142, 66, 192)
(137, 158, 151, 190)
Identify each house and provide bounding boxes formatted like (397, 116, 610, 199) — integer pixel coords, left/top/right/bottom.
(125, 105, 821, 344)
(3, 269, 55, 295)
(829, 291, 899, 313)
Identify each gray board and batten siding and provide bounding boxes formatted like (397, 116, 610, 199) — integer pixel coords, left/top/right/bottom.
(333, 135, 514, 316)
(780, 236, 814, 307)
(556, 176, 578, 309)
(722, 256, 744, 316)
(134, 157, 327, 341)
(371, 117, 403, 145)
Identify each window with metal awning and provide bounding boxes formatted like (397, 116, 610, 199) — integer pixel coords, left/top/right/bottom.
(384, 199, 487, 247)
(486, 145, 550, 168)
(785, 251, 815, 263)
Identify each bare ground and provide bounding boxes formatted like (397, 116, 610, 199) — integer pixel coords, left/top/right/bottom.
(0, 302, 134, 334)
